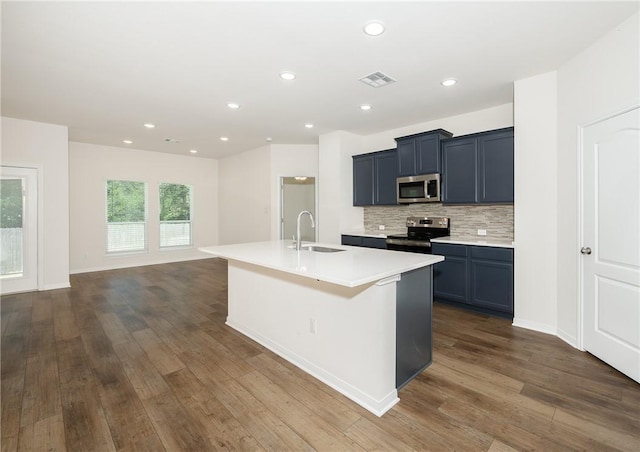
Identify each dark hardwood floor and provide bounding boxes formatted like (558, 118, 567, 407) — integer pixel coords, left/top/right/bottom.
(2, 258, 638, 451)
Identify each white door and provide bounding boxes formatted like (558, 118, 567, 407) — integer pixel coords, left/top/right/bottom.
(581, 106, 640, 383)
(1, 166, 38, 294)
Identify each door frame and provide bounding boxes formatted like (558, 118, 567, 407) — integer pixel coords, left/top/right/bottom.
(1, 164, 43, 293)
(577, 103, 639, 352)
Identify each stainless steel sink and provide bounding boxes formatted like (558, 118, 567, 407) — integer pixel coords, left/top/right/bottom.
(302, 245, 346, 253)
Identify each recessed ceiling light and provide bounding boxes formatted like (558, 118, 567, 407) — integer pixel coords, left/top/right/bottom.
(189, 149, 198, 154)
(280, 71, 296, 80)
(360, 104, 372, 111)
(143, 123, 155, 129)
(227, 102, 240, 109)
(363, 21, 385, 36)
(266, 137, 273, 142)
(220, 136, 229, 141)
(441, 78, 457, 87)
(305, 123, 314, 129)
(123, 139, 133, 144)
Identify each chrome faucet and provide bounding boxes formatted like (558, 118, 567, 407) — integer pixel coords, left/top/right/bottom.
(296, 210, 315, 251)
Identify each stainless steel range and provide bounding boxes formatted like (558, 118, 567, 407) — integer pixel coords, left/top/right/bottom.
(385, 216, 450, 253)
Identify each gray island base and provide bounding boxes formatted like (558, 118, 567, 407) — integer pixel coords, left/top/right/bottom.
(200, 241, 443, 416)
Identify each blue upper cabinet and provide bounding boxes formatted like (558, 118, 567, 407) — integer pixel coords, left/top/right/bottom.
(396, 140, 416, 177)
(441, 137, 477, 203)
(353, 154, 374, 206)
(477, 130, 514, 203)
(442, 127, 514, 204)
(353, 149, 398, 206)
(374, 150, 399, 205)
(395, 129, 453, 177)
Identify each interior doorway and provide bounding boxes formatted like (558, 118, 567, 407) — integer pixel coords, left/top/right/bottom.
(280, 177, 316, 242)
(1, 166, 38, 294)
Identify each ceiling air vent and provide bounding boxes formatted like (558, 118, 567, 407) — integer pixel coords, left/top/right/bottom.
(359, 71, 396, 88)
(164, 138, 181, 143)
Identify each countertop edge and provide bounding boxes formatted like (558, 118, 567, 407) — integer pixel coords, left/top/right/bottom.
(341, 231, 515, 248)
(430, 237, 515, 248)
(341, 230, 398, 239)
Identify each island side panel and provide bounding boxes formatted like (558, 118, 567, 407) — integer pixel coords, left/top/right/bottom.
(395, 266, 433, 390)
(226, 259, 399, 416)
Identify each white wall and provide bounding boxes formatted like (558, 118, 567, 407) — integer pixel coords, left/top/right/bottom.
(270, 144, 319, 241)
(513, 71, 558, 335)
(556, 12, 640, 346)
(69, 142, 218, 273)
(361, 104, 514, 152)
(1, 117, 70, 290)
(317, 131, 363, 244)
(218, 145, 271, 244)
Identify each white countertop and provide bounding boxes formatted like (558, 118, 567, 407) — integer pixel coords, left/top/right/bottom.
(430, 237, 515, 248)
(199, 240, 444, 288)
(341, 229, 398, 239)
(341, 230, 515, 248)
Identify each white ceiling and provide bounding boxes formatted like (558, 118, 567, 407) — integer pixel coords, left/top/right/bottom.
(2, 1, 638, 159)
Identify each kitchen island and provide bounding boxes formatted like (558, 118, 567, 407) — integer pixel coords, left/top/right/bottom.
(199, 240, 444, 416)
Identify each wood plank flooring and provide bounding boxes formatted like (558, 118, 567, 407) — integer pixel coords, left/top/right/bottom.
(2, 258, 638, 451)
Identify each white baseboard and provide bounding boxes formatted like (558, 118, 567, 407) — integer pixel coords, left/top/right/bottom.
(512, 317, 557, 336)
(556, 328, 580, 350)
(42, 282, 71, 291)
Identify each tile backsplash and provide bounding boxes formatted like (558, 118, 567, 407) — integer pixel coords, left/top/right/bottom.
(364, 204, 514, 241)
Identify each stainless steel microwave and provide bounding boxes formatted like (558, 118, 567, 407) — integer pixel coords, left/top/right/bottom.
(397, 174, 441, 203)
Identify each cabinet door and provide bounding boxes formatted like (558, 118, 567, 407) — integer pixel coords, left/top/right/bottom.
(374, 151, 398, 205)
(442, 138, 477, 203)
(396, 139, 417, 177)
(416, 134, 441, 174)
(432, 244, 470, 303)
(471, 259, 513, 312)
(362, 237, 387, 249)
(478, 130, 514, 203)
(353, 155, 374, 206)
(341, 235, 363, 246)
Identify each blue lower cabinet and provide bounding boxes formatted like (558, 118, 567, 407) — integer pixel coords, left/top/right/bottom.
(432, 243, 513, 316)
(341, 235, 387, 250)
(432, 244, 469, 303)
(471, 260, 513, 312)
(362, 237, 387, 249)
(341, 235, 363, 246)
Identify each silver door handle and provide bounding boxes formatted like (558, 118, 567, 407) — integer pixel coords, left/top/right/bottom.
(581, 247, 592, 255)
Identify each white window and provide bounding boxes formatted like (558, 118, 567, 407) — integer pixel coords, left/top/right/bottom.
(106, 180, 147, 253)
(159, 183, 192, 248)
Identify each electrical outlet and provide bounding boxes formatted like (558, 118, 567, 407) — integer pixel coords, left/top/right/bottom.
(309, 318, 317, 334)
(477, 229, 487, 236)
(378, 225, 386, 231)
